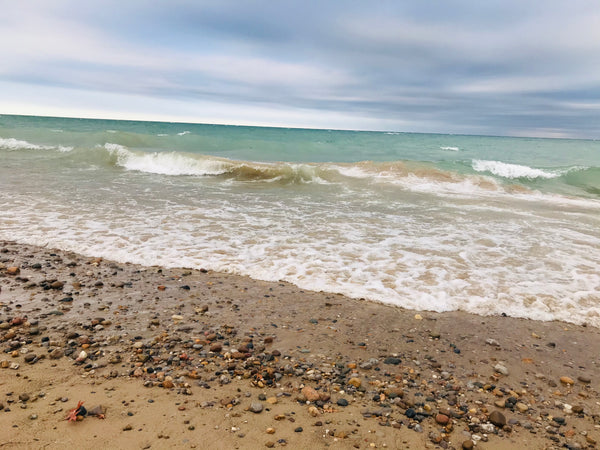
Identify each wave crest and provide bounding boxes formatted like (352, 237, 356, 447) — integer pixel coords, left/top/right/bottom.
(472, 159, 572, 179)
(103, 143, 326, 183)
(0, 137, 72, 152)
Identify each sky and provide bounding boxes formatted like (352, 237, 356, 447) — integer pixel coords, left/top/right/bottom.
(1, 1, 600, 138)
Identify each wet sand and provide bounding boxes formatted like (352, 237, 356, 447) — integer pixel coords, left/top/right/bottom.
(1, 240, 599, 449)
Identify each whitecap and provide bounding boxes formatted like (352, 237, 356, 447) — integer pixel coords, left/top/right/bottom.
(472, 159, 560, 179)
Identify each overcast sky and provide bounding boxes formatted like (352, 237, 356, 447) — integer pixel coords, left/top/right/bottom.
(1, 1, 599, 138)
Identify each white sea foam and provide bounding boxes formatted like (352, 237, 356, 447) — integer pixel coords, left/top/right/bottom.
(472, 159, 561, 179)
(1, 185, 599, 328)
(177, 131, 191, 136)
(0, 137, 72, 152)
(104, 143, 230, 176)
(440, 146, 460, 151)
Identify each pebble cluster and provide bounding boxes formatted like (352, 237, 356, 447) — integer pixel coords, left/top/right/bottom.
(1, 241, 599, 449)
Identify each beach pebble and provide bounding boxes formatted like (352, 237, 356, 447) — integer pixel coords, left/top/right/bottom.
(249, 402, 263, 413)
(489, 411, 506, 427)
(435, 413, 450, 425)
(515, 402, 528, 413)
(560, 376, 574, 385)
(6, 267, 20, 275)
(308, 406, 319, 417)
(301, 386, 320, 402)
(50, 281, 64, 289)
(494, 363, 509, 375)
(348, 377, 361, 388)
(384, 357, 401, 365)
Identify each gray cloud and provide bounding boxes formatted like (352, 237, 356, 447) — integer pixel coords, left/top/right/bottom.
(1, 0, 599, 137)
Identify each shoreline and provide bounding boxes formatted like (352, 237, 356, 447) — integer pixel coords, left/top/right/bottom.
(1, 240, 599, 449)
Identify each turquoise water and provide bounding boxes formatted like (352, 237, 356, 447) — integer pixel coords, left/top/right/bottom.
(1, 114, 599, 326)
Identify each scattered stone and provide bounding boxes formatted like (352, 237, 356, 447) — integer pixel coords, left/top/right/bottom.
(384, 357, 401, 365)
(515, 402, 528, 413)
(560, 376, 575, 385)
(250, 402, 263, 413)
(462, 440, 474, 450)
(489, 411, 506, 427)
(301, 386, 320, 402)
(348, 377, 361, 388)
(494, 363, 509, 375)
(435, 413, 450, 425)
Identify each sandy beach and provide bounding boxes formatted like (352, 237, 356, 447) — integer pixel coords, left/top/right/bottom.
(1, 240, 599, 449)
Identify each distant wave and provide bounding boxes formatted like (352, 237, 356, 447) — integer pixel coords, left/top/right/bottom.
(177, 131, 191, 136)
(440, 146, 460, 151)
(103, 143, 327, 184)
(0, 137, 72, 152)
(471, 159, 581, 180)
(100, 144, 600, 204)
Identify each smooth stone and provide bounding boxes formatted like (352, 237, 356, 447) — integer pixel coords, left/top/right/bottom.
(494, 363, 509, 375)
(337, 398, 349, 407)
(348, 377, 361, 388)
(384, 357, 401, 365)
(462, 440, 474, 450)
(250, 402, 263, 413)
(435, 413, 450, 425)
(301, 386, 320, 402)
(560, 376, 574, 385)
(515, 402, 528, 413)
(49, 348, 64, 359)
(489, 410, 506, 427)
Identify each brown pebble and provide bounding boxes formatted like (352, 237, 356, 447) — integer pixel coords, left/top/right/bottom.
(489, 410, 506, 427)
(435, 413, 449, 425)
(560, 376, 574, 385)
(50, 281, 64, 289)
(462, 440, 474, 450)
(301, 386, 320, 402)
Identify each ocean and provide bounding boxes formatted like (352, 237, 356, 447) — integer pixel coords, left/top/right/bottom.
(1, 114, 599, 326)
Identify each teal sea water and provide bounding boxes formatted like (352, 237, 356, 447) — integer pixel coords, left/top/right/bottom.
(1, 114, 599, 326)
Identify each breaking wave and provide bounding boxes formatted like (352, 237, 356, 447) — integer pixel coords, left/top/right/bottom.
(0, 137, 72, 152)
(472, 159, 582, 180)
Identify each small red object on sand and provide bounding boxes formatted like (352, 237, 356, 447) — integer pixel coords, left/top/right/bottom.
(66, 401, 85, 422)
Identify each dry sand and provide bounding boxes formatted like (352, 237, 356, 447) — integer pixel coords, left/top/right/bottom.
(1, 240, 599, 449)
